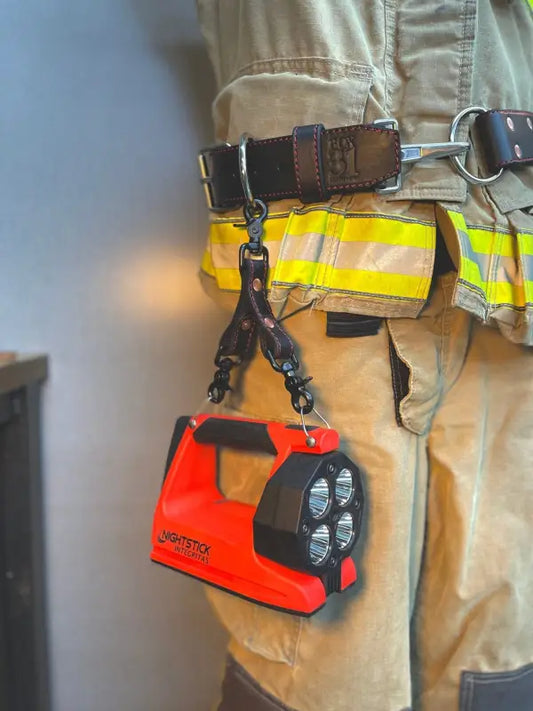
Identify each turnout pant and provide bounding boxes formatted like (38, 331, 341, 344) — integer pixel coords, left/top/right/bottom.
(203, 272, 533, 711)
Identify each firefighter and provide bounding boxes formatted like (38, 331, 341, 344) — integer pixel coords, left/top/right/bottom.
(195, 1, 533, 709)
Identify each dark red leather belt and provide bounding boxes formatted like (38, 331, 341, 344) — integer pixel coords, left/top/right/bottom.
(200, 123, 400, 209)
(199, 109, 533, 210)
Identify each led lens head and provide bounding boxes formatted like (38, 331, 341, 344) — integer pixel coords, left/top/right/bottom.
(335, 512, 355, 549)
(335, 468, 354, 506)
(308, 477, 330, 518)
(309, 524, 331, 565)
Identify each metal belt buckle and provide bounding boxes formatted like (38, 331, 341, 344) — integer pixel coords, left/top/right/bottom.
(197, 150, 217, 211)
(198, 143, 232, 212)
(373, 118, 470, 194)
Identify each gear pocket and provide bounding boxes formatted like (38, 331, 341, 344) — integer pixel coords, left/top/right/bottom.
(388, 333, 410, 427)
(459, 664, 533, 711)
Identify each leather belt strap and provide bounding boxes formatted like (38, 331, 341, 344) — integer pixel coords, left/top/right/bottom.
(292, 123, 326, 203)
(200, 123, 400, 210)
(475, 110, 533, 173)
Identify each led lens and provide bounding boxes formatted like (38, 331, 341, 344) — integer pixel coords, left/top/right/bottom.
(309, 525, 331, 565)
(335, 468, 354, 506)
(335, 512, 355, 549)
(308, 478, 330, 518)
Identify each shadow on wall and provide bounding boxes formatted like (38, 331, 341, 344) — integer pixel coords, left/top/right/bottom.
(129, 0, 217, 146)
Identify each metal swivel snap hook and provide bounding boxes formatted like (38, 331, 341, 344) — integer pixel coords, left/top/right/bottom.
(236, 133, 269, 255)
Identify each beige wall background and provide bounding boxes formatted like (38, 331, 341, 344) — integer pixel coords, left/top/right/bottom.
(0, 1, 229, 709)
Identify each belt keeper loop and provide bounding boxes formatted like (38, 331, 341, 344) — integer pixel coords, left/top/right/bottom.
(292, 123, 327, 204)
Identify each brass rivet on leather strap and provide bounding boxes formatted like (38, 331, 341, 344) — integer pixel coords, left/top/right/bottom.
(252, 278, 262, 291)
(264, 317, 275, 328)
(528, 117, 533, 131)
(515, 144, 523, 159)
(506, 116, 515, 131)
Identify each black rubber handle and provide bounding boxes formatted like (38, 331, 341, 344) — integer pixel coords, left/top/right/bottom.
(192, 417, 278, 454)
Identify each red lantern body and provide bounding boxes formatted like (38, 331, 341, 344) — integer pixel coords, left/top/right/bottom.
(151, 414, 362, 616)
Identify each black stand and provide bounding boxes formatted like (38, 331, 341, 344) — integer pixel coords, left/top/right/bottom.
(0, 355, 50, 711)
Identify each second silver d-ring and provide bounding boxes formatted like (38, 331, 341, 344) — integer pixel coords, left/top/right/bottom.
(449, 106, 504, 186)
(238, 132, 258, 210)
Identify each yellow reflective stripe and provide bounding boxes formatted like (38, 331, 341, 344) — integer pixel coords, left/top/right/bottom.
(273, 260, 431, 299)
(282, 208, 331, 240)
(201, 247, 216, 277)
(467, 228, 514, 257)
(340, 215, 431, 248)
(459, 256, 484, 290)
(490, 281, 525, 308)
(517, 231, 533, 255)
(284, 212, 431, 248)
(446, 210, 467, 231)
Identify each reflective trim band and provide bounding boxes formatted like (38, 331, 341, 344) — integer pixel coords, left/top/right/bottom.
(445, 210, 533, 310)
(202, 207, 435, 303)
(459, 258, 526, 307)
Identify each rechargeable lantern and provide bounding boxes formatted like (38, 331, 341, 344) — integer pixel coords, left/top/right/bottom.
(151, 413, 364, 616)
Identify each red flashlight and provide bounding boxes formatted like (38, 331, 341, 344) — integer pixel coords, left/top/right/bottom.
(151, 414, 364, 616)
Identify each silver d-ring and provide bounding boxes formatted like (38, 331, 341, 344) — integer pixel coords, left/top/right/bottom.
(449, 106, 504, 185)
(238, 132, 258, 210)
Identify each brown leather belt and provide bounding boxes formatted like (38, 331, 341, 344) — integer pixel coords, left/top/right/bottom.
(200, 123, 400, 209)
(199, 109, 533, 211)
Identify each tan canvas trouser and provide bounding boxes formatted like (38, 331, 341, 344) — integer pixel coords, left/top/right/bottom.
(194, 1, 533, 708)
(202, 273, 533, 710)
